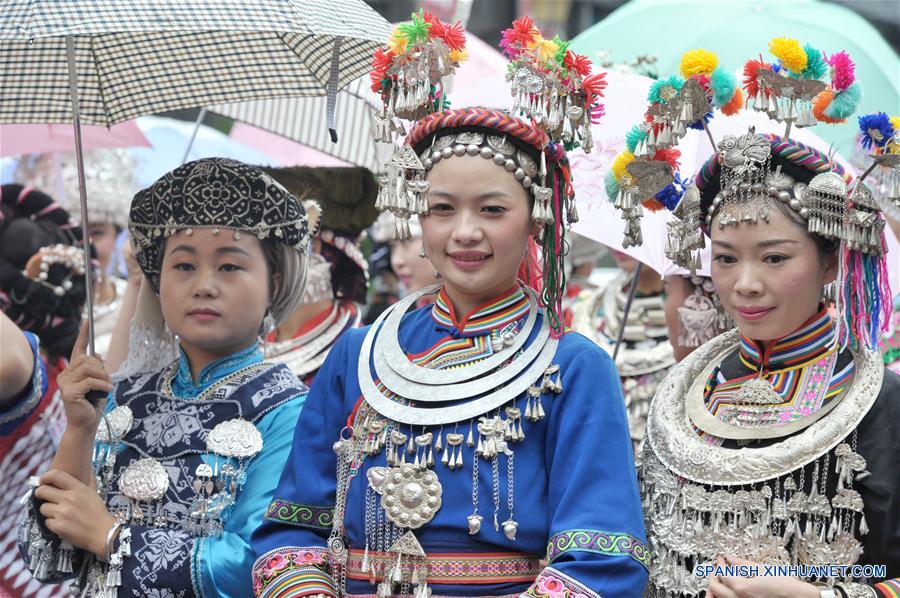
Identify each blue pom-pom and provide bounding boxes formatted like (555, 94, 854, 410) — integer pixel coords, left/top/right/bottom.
(655, 172, 687, 211)
(824, 81, 863, 120)
(710, 67, 737, 108)
(604, 170, 620, 202)
(857, 112, 893, 149)
(688, 110, 714, 130)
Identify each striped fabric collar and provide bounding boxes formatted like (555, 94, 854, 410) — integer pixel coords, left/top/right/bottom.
(739, 308, 834, 373)
(431, 286, 530, 336)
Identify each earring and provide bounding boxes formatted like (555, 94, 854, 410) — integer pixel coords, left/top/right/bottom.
(821, 282, 837, 305)
(419, 244, 426, 258)
(433, 270, 442, 279)
(711, 293, 733, 331)
(261, 312, 276, 354)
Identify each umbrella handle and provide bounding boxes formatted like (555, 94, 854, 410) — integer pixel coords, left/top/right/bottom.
(612, 263, 642, 362)
(85, 389, 108, 406)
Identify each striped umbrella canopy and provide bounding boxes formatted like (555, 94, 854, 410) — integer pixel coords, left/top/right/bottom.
(0, 0, 390, 356)
(209, 31, 508, 172)
(0, 0, 391, 126)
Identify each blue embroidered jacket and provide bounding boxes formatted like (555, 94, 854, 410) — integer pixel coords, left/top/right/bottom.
(251, 288, 649, 597)
(20, 342, 308, 597)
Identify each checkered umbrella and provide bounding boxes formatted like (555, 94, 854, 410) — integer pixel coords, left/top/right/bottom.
(0, 0, 391, 358)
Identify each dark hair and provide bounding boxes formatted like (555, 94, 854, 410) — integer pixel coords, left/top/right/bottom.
(700, 154, 839, 259)
(0, 184, 88, 359)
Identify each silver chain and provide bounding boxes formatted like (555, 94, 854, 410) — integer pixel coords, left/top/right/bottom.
(471, 446, 480, 513)
(507, 451, 515, 519)
(491, 454, 500, 531)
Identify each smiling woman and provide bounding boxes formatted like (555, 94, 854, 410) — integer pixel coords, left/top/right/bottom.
(19, 158, 317, 598)
(250, 13, 648, 598)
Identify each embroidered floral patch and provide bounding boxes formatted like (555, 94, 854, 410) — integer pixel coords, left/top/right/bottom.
(252, 546, 333, 597)
(524, 567, 600, 598)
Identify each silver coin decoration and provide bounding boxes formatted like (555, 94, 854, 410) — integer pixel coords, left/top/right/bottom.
(381, 464, 442, 529)
(95, 405, 134, 442)
(118, 458, 170, 501)
(206, 418, 263, 459)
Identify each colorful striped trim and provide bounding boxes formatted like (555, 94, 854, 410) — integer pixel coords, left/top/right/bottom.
(346, 549, 541, 585)
(739, 309, 834, 372)
(264, 500, 334, 531)
(524, 567, 600, 598)
(546, 529, 650, 571)
(410, 334, 494, 369)
(431, 285, 529, 335)
(875, 579, 900, 598)
(253, 546, 334, 598)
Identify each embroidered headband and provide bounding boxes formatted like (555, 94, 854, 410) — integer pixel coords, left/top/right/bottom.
(129, 158, 319, 293)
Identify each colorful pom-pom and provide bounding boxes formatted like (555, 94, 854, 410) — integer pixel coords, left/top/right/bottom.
(801, 45, 828, 80)
(769, 37, 807, 74)
(564, 50, 592, 78)
(721, 88, 744, 116)
(533, 35, 560, 64)
(828, 51, 855, 91)
(500, 16, 539, 56)
(710, 66, 738, 108)
(648, 75, 684, 104)
(654, 178, 684, 212)
(611, 151, 636, 185)
(858, 112, 894, 149)
(642, 198, 666, 212)
(891, 116, 900, 133)
(680, 48, 718, 78)
(688, 110, 714, 131)
(604, 170, 620, 202)
(397, 11, 432, 46)
(824, 81, 862, 120)
(652, 148, 681, 172)
(813, 90, 842, 124)
(743, 59, 770, 98)
(625, 125, 648, 153)
(387, 27, 408, 55)
(449, 48, 468, 64)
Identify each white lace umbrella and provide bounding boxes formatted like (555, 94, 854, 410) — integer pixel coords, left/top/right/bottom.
(0, 0, 391, 355)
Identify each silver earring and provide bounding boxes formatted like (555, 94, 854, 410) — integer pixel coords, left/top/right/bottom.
(433, 270, 442, 279)
(263, 313, 276, 334)
(821, 282, 837, 304)
(419, 244, 426, 258)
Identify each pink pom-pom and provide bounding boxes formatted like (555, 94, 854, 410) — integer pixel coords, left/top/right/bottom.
(828, 51, 855, 91)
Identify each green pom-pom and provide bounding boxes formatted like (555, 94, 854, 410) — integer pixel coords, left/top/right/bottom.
(801, 44, 828, 80)
(710, 67, 737, 108)
(625, 125, 648, 153)
(398, 10, 431, 45)
(648, 75, 684, 104)
(825, 81, 863, 119)
(604, 170, 620, 201)
(553, 35, 571, 65)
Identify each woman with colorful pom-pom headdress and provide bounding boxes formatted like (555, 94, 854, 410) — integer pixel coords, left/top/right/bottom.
(250, 13, 649, 598)
(608, 42, 900, 598)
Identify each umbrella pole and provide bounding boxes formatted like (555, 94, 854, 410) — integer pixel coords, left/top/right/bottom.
(182, 108, 207, 164)
(612, 263, 642, 362)
(66, 35, 98, 357)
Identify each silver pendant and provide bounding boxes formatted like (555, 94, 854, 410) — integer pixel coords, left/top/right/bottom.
(381, 464, 442, 529)
(467, 514, 483, 535)
(118, 458, 169, 501)
(206, 418, 263, 459)
(502, 519, 519, 541)
(95, 405, 133, 442)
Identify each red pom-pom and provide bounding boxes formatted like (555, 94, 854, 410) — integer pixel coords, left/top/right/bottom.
(652, 148, 681, 171)
(721, 89, 744, 115)
(500, 16, 539, 56)
(371, 48, 393, 93)
(743, 59, 770, 98)
(564, 50, 593, 78)
(582, 72, 607, 100)
(642, 198, 666, 212)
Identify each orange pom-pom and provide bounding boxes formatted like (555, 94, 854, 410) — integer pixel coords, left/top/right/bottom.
(721, 89, 744, 116)
(812, 90, 844, 124)
(642, 198, 666, 212)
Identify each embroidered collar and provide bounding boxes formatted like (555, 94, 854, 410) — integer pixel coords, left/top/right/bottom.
(738, 308, 834, 373)
(431, 285, 530, 337)
(173, 341, 263, 399)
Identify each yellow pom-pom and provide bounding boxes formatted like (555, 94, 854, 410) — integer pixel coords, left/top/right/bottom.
(680, 48, 718, 78)
(611, 151, 636, 186)
(533, 36, 559, 63)
(387, 28, 407, 55)
(890, 116, 900, 132)
(768, 37, 807, 73)
(449, 48, 468, 64)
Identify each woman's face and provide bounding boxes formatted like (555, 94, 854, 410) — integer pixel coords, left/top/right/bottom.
(390, 236, 433, 295)
(159, 228, 273, 362)
(421, 154, 534, 311)
(88, 222, 118, 273)
(711, 202, 835, 342)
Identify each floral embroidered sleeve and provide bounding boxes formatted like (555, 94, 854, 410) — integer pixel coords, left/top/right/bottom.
(522, 335, 649, 597)
(250, 333, 354, 597)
